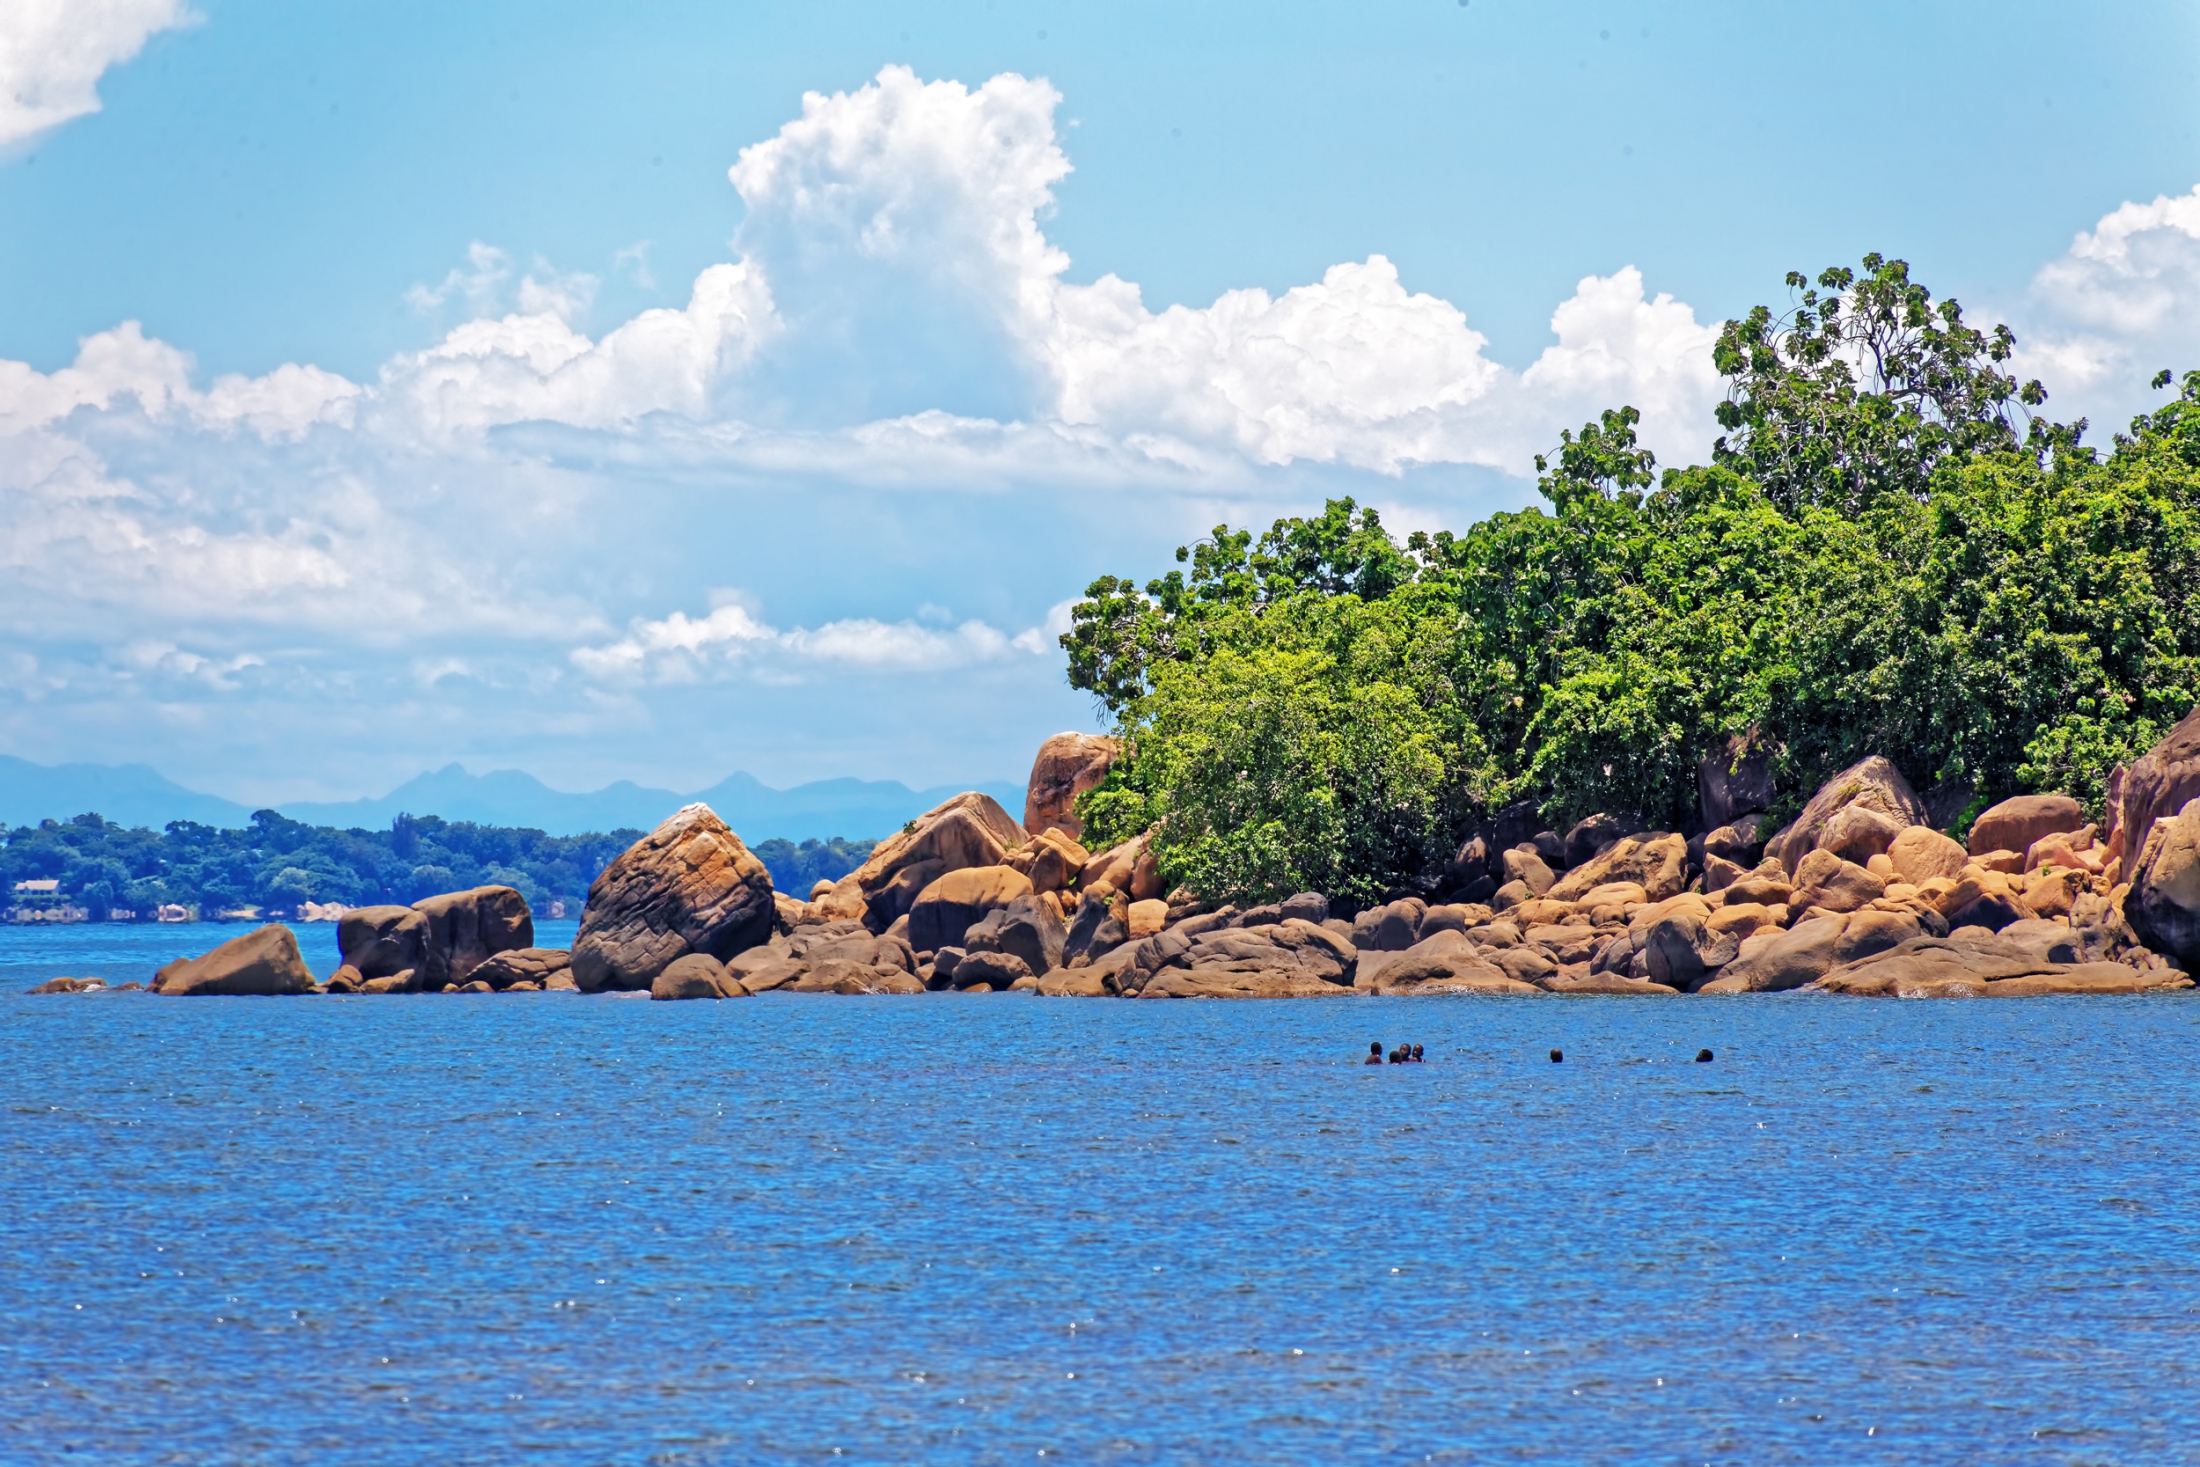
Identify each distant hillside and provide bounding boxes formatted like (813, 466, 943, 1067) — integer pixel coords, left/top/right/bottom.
(0, 756, 257, 830)
(0, 756, 1023, 842)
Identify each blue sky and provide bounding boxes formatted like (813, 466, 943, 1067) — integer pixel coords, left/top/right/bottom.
(2, 0, 2198, 808)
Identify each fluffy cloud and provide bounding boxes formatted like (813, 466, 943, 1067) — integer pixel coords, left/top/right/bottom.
(0, 0, 190, 146)
(2019, 183, 2200, 426)
(572, 593, 1067, 683)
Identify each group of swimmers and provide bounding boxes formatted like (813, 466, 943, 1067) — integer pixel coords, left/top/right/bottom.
(1368, 1041, 1424, 1064)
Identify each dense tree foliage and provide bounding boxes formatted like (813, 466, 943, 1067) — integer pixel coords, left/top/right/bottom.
(752, 836, 877, 896)
(0, 811, 646, 919)
(1069, 257, 2200, 905)
(0, 812, 879, 921)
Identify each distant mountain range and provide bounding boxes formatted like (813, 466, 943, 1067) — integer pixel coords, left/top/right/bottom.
(0, 756, 1024, 842)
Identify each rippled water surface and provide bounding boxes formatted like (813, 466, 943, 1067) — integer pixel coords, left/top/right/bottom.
(5, 923, 2199, 1464)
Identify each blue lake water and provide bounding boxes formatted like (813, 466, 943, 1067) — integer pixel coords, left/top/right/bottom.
(5, 922, 2200, 1464)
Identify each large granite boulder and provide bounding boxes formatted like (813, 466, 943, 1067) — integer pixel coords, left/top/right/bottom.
(1814, 933, 2192, 997)
(1967, 794, 2083, 859)
(651, 953, 734, 1001)
(1022, 732, 1120, 839)
(1356, 930, 1539, 994)
(908, 865, 1034, 954)
(963, 893, 1067, 975)
(572, 804, 775, 993)
(2111, 706, 2200, 876)
(1766, 756, 1927, 877)
(410, 886, 532, 988)
(1790, 850, 1886, 915)
(1061, 898, 1129, 968)
(2125, 795, 2200, 966)
(338, 887, 533, 989)
(815, 792, 1030, 929)
(1563, 813, 1641, 869)
(336, 906, 428, 982)
(1128, 918, 1357, 997)
(468, 947, 574, 991)
(155, 924, 315, 996)
(1548, 832, 1688, 903)
(1639, 907, 1741, 990)
(1080, 831, 1161, 901)
(1887, 826, 1969, 886)
(1699, 916, 1850, 993)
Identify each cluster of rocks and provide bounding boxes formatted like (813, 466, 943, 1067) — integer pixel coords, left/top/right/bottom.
(62, 714, 2200, 1000)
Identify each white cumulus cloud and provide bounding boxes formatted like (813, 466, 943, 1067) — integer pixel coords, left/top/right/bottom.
(2019, 183, 2200, 428)
(0, 0, 191, 147)
(573, 592, 1059, 683)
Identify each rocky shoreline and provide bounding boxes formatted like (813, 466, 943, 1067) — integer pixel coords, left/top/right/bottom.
(37, 713, 2200, 1002)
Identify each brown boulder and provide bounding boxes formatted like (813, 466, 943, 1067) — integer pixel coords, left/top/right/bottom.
(468, 947, 574, 991)
(908, 866, 1035, 953)
(2124, 796, 2200, 966)
(963, 893, 1068, 975)
(954, 950, 1035, 989)
(1026, 830, 1091, 895)
(649, 952, 732, 1000)
(1501, 848, 1556, 895)
(1640, 907, 1741, 990)
(1968, 794, 2083, 859)
(1816, 805, 1905, 865)
(571, 804, 775, 993)
(1766, 756, 1927, 876)
(1790, 850, 1886, 914)
(1887, 826, 1969, 886)
(1548, 832, 1688, 903)
(1984, 965, 2193, 996)
(1022, 732, 1120, 839)
(1699, 915, 1849, 993)
(1563, 813, 1641, 867)
(2111, 706, 2200, 876)
(410, 886, 533, 988)
(336, 906, 428, 981)
(815, 791, 1030, 928)
(154, 924, 315, 997)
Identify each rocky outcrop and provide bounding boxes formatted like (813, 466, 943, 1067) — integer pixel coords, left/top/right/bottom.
(1356, 930, 1539, 994)
(1789, 850, 1885, 914)
(728, 920, 921, 994)
(1813, 933, 2192, 996)
(963, 893, 1066, 975)
(155, 924, 315, 996)
(1080, 832, 1162, 902)
(335, 887, 535, 990)
(1766, 756, 1928, 876)
(1887, 826, 1968, 886)
(908, 865, 1034, 953)
(1022, 732, 1120, 839)
(2111, 705, 2200, 876)
(1548, 832, 1688, 903)
(410, 886, 533, 988)
(1125, 919, 1357, 997)
(1967, 794, 2083, 859)
(572, 804, 775, 993)
(2124, 796, 2200, 966)
(651, 953, 736, 1001)
(816, 792, 1030, 929)
(468, 947, 575, 991)
(1699, 916, 1850, 993)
